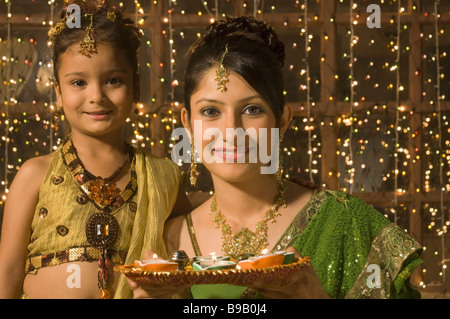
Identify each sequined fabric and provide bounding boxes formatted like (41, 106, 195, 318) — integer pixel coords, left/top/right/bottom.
(291, 190, 422, 299)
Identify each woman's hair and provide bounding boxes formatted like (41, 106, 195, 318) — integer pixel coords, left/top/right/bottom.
(51, 0, 141, 85)
(184, 16, 285, 124)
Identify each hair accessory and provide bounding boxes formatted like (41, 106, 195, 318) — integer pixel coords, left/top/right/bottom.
(106, 11, 116, 22)
(49, 5, 114, 56)
(214, 43, 230, 93)
(48, 17, 67, 46)
(79, 13, 97, 57)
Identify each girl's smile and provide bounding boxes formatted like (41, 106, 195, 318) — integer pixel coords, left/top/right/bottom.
(83, 109, 114, 120)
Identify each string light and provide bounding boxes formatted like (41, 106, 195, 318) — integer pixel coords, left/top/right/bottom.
(348, 0, 356, 193)
(4, 0, 11, 197)
(393, 0, 401, 225)
(303, 0, 313, 183)
(432, 0, 446, 285)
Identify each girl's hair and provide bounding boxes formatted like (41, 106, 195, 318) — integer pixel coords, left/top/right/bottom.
(184, 16, 285, 124)
(51, 0, 141, 85)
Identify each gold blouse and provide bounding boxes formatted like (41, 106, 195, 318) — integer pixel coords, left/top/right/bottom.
(26, 145, 182, 298)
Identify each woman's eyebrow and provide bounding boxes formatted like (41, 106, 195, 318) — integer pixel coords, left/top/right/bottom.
(194, 95, 262, 105)
(194, 98, 225, 105)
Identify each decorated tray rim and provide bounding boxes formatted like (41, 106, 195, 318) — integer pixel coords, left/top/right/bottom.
(113, 256, 310, 284)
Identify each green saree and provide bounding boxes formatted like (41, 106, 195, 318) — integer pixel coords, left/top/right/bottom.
(187, 189, 423, 299)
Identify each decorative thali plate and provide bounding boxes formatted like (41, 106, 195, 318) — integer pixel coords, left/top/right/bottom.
(114, 257, 310, 286)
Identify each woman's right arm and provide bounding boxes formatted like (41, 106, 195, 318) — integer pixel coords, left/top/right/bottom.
(0, 156, 50, 298)
(127, 216, 193, 299)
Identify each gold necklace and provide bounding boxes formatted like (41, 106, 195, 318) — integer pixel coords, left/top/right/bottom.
(210, 182, 287, 259)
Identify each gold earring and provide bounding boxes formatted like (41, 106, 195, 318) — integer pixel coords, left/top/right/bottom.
(190, 136, 199, 186)
(275, 134, 283, 183)
(54, 106, 63, 132)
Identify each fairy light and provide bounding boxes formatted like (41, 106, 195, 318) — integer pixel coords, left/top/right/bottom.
(200, 0, 216, 20)
(253, 0, 264, 18)
(393, 0, 402, 225)
(49, 0, 56, 151)
(347, 0, 356, 193)
(168, 1, 175, 136)
(303, 0, 313, 183)
(4, 0, 12, 197)
(433, 0, 446, 284)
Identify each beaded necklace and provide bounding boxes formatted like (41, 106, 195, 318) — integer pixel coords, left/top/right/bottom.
(210, 182, 287, 259)
(61, 137, 137, 298)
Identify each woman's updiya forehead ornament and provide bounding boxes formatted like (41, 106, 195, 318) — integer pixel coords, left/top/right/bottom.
(214, 43, 230, 93)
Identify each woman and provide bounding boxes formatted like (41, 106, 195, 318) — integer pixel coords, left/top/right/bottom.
(129, 16, 422, 299)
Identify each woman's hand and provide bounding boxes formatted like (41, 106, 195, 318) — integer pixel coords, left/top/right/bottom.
(246, 247, 330, 299)
(126, 250, 191, 299)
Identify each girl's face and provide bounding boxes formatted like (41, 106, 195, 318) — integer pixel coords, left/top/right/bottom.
(55, 43, 136, 138)
(182, 67, 291, 183)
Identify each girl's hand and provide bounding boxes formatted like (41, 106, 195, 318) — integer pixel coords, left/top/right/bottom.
(247, 247, 331, 299)
(126, 250, 191, 299)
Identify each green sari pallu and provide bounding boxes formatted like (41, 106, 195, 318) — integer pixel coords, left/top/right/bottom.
(188, 190, 423, 299)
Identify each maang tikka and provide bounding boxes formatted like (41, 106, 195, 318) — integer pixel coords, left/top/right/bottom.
(214, 43, 230, 93)
(79, 13, 97, 57)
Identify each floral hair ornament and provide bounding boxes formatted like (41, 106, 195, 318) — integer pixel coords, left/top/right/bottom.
(214, 43, 230, 93)
(48, 17, 68, 47)
(106, 11, 116, 22)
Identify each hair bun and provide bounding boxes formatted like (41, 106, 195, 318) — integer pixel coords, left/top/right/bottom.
(204, 16, 285, 66)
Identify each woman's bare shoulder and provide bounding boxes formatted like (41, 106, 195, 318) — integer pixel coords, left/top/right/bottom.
(164, 201, 210, 257)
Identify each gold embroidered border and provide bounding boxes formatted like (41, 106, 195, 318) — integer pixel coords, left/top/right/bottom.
(344, 223, 422, 299)
(272, 189, 327, 251)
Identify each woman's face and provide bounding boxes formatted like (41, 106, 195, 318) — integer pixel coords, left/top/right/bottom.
(54, 43, 136, 138)
(183, 67, 291, 183)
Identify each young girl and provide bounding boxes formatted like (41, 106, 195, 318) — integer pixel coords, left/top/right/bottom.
(130, 16, 423, 299)
(0, 0, 190, 299)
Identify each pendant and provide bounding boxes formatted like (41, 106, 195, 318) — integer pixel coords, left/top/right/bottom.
(85, 212, 119, 249)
